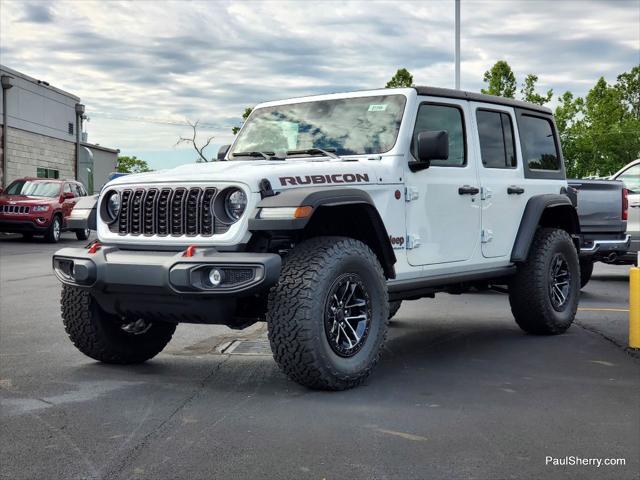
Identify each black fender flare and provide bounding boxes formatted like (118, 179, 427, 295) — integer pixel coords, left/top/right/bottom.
(511, 193, 580, 263)
(249, 187, 396, 278)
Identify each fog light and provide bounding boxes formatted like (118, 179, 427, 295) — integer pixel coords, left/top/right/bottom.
(208, 268, 223, 287)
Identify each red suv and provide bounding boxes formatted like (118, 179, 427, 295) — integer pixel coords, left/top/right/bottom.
(0, 178, 90, 243)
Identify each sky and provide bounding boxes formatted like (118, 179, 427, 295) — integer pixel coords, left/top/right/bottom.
(1, 0, 639, 170)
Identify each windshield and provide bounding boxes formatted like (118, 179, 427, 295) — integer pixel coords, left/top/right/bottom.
(231, 95, 406, 157)
(5, 180, 61, 197)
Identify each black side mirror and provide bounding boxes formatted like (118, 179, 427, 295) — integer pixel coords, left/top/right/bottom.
(217, 144, 230, 161)
(410, 130, 449, 172)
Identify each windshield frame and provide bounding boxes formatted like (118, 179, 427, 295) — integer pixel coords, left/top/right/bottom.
(4, 180, 62, 198)
(229, 93, 408, 159)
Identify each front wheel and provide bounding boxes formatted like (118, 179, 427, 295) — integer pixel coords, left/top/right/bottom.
(61, 285, 176, 364)
(509, 228, 580, 335)
(267, 237, 389, 390)
(45, 216, 61, 243)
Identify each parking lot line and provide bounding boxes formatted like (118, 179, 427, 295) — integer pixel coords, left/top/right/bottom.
(578, 308, 629, 313)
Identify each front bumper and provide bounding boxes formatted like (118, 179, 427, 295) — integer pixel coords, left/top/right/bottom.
(52, 246, 281, 324)
(0, 219, 49, 233)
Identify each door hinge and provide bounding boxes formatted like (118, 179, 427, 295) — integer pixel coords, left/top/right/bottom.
(406, 234, 421, 249)
(481, 187, 493, 200)
(405, 186, 419, 202)
(481, 229, 493, 243)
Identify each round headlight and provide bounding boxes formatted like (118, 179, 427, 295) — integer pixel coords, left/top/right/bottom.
(106, 191, 121, 221)
(224, 189, 247, 221)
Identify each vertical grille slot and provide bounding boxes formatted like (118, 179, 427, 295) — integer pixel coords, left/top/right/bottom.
(143, 189, 158, 235)
(200, 188, 216, 236)
(118, 190, 133, 234)
(170, 188, 187, 236)
(186, 188, 202, 236)
(130, 190, 145, 235)
(157, 189, 171, 236)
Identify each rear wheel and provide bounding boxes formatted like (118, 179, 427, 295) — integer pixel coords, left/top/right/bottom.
(75, 228, 90, 241)
(61, 285, 176, 364)
(509, 228, 580, 335)
(579, 258, 594, 288)
(267, 236, 389, 390)
(45, 215, 61, 243)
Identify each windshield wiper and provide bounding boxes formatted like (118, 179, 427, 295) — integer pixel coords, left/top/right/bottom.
(286, 148, 340, 159)
(231, 151, 275, 160)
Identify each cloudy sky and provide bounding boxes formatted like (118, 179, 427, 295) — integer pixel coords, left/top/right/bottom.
(1, 0, 638, 169)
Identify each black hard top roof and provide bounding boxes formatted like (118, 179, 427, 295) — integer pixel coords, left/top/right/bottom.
(414, 86, 552, 114)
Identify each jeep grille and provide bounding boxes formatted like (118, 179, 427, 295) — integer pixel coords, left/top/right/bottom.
(110, 187, 230, 237)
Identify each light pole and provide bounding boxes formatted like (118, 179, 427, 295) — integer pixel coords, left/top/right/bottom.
(1, 75, 14, 188)
(455, 0, 460, 90)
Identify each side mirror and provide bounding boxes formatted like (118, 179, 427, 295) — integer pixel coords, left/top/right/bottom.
(217, 144, 230, 161)
(63, 192, 74, 199)
(410, 130, 449, 172)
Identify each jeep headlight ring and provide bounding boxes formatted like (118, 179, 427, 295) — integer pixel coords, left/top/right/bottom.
(213, 187, 247, 224)
(104, 190, 121, 223)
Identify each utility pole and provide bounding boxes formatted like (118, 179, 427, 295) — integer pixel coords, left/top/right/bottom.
(455, 0, 461, 90)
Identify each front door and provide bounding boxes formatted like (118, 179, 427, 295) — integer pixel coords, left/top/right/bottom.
(405, 100, 481, 266)
(471, 104, 529, 258)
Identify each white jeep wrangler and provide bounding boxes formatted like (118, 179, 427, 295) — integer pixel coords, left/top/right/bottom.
(53, 87, 581, 390)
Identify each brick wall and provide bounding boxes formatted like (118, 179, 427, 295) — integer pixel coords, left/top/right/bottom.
(4, 127, 75, 184)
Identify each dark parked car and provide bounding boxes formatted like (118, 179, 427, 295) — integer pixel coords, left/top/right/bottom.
(0, 178, 90, 242)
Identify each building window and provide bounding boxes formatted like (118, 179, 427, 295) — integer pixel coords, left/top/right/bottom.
(68, 122, 74, 135)
(37, 167, 60, 179)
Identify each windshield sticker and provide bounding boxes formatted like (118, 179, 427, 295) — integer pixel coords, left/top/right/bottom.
(368, 104, 388, 112)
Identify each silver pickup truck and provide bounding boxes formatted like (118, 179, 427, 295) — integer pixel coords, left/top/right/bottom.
(569, 178, 630, 287)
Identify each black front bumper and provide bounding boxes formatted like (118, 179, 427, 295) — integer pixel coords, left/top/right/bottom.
(0, 219, 48, 233)
(53, 246, 281, 325)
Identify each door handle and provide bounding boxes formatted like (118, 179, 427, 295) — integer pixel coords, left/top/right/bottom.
(458, 185, 480, 195)
(507, 186, 525, 195)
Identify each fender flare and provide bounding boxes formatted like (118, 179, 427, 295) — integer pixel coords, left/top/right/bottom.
(249, 187, 396, 277)
(510, 193, 580, 263)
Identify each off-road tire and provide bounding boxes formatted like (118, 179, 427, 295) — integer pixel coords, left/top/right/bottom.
(579, 258, 594, 288)
(61, 285, 176, 364)
(267, 236, 389, 390)
(45, 215, 62, 243)
(75, 228, 90, 241)
(389, 300, 402, 319)
(509, 228, 580, 335)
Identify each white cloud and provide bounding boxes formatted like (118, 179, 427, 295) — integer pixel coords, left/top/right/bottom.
(1, 0, 638, 167)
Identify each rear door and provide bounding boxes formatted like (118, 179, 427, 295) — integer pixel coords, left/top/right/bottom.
(471, 104, 529, 258)
(405, 99, 481, 266)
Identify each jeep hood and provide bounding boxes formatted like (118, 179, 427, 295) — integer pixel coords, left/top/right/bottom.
(105, 158, 380, 192)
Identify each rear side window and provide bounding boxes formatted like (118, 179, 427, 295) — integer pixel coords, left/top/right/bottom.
(476, 110, 516, 168)
(412, 103, 466, 167)
(519, 115, 560, 171)
(618, 164, 640, 193)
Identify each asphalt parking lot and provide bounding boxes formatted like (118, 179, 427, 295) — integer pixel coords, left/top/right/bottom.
(1, 234, 638, 480)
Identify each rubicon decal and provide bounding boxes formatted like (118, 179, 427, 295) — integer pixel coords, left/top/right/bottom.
(279, 173, 369, 186)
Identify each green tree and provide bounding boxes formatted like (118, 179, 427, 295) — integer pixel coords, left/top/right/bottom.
(481, 60, 517, 98)
(117, 155, 151, 174)
(232, 107, 253, 135)
(385, 68, 414, 88)
(555, 67, 640, 178)
(521, 74, 553, 105)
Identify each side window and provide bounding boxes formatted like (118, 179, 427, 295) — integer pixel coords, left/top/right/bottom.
(519, 115, 560, 171)
(63, 183, 73, 195)
(476, 110, 516, 168)
(618, 164, 640, 193)
(73, 184, 83, 197)
(412, 104, 465, 167)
